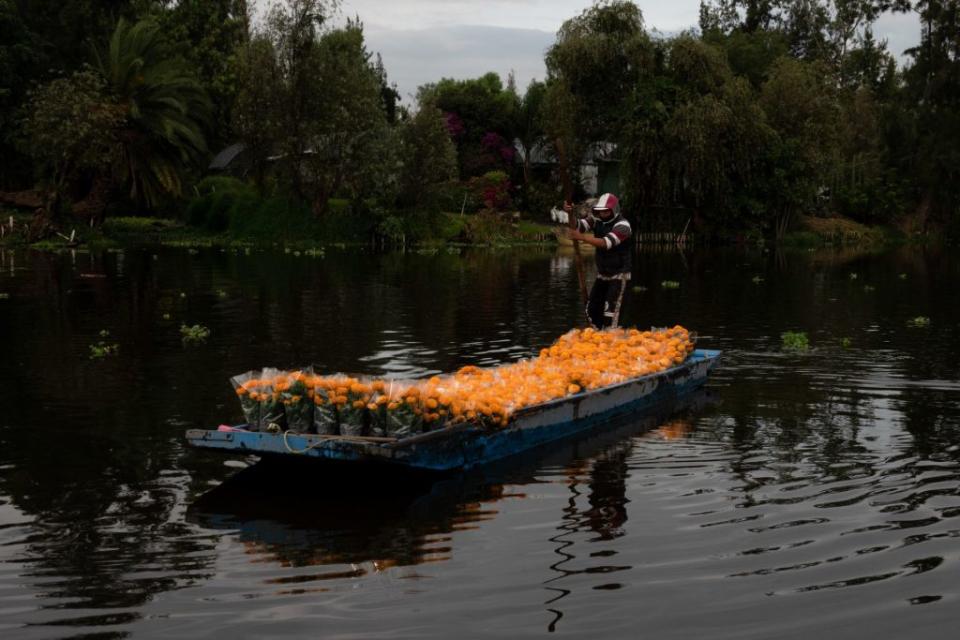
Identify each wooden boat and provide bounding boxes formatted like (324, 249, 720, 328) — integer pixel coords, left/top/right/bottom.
(186, 349, 721, 473)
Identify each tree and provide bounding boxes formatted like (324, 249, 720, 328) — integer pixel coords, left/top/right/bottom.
(95, 18, 212, 209)
(397, 102, 458, 208)
(19, 17, 211, 227)
(515, 80, 547, 187)
(901, 0, 960, 228)
(0, 0, 42, 188)
(699, 1, 910, 66)
(545, 1, 654, 146)
(232, 35, 280, 191)
(425, 73, 519, 178)
(619, 35, 774, 231)
(759, 57, 840, 238)
(301, 20, 391, 213)
(233, 2, 393, 215)
(665, 37, 773, 226)
(149, 0, 250, 149)
(20, 70, 123, 221)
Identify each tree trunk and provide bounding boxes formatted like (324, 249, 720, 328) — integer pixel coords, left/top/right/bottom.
(72, 174, 113, 226)
(775, 209, 793, 242)
(27, 190, 60, 242)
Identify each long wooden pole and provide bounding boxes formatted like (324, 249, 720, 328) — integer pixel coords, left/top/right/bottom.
(555, 138, 589, 315)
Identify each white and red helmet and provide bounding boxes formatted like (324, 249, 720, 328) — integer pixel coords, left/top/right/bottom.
(592, 193, 619, 214)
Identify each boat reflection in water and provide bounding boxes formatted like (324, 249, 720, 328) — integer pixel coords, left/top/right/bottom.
(186, 392, 713, 601)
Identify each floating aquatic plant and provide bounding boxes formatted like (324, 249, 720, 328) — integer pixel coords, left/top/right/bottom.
(661, 280, 680, 289)
(907, 316, 930, 328)
(180, 323, 211, 344)
(89, 330, 119, 359)
(752, 275, 764, 284)
(840, 337, 852, 349)
(781, 331, 810, 352)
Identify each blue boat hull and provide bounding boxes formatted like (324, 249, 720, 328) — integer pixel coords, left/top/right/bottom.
(186, 349, 721, 472)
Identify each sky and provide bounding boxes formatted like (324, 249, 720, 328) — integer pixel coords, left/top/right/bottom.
(274, 1, 923, 102)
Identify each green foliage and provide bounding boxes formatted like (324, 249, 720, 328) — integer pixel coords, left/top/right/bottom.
(233, 4, 393, 215)
(661, 280, 680, 289)
(759, 58, 840, 239)
(180, 323, 211, 344)
(226, 194, 315, 240)
(398, 102, 458, 207)
(546, 1, 653, 145)
(781, 331, 810, 351)
(21, 70, 123, 202)
(96, 18, 212, 208)
(149, 1, 250, 149)
(424, 181, 477, 214)
(516, 79, 548, 187)
(424, 72, 520, 178)
(525, 180, 562, 221)
(906, 316, 931, 328)
(469, 171, 513, 211)
(89, 330, 119, 359)
(232, 35, 279, 190)
(5, 0, 960, 240)
(187, 176, 257, 231)
(900, 0, 960, 227)
(0, 0, 43, 187)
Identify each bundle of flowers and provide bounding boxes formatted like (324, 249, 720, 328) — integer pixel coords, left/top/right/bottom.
(231, 326, 695, 436)
(279, 369, 313, 432)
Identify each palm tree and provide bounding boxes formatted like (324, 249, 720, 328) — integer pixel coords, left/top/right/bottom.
(94, 18, 212, 209)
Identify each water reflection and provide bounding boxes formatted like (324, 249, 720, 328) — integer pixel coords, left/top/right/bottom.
(186, 401, 705, 624)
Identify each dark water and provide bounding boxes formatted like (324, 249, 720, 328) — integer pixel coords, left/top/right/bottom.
(1, 243, 959, 639)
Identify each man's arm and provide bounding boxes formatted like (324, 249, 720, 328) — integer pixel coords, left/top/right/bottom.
(570, 219, 630, 249)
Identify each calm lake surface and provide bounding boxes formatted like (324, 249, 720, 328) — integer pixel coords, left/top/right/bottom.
(1, 243, 958, 639)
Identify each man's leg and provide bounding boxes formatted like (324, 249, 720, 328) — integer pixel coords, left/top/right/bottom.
(586, 279, 608, 329)
(602, 277, 626, 328)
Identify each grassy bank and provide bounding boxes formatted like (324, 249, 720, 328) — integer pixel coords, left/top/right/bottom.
(782, 215, 899, 247)
(1, 199, 915, 253)
(0, 209, 557, 251)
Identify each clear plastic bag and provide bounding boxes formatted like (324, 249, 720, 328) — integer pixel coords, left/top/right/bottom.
(281, 369, 314, 433)
(257, 367, 287, 431)
(229, 370, 261, 429)
(311, 375, 340, 436)
(338, 376, 370, 437)
(385, 383, 424, 437)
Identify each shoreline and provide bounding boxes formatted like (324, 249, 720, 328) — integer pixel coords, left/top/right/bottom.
(0, 209, 941, 252)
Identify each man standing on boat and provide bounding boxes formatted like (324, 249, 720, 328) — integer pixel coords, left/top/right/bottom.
(564, 192, 632, 329)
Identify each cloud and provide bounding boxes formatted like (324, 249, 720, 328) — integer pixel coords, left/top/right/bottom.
(342, 0, 700, 32)
(874, 11, 921, 61)
(366, 25, 555, 101)
(253, 1, 923, 104)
